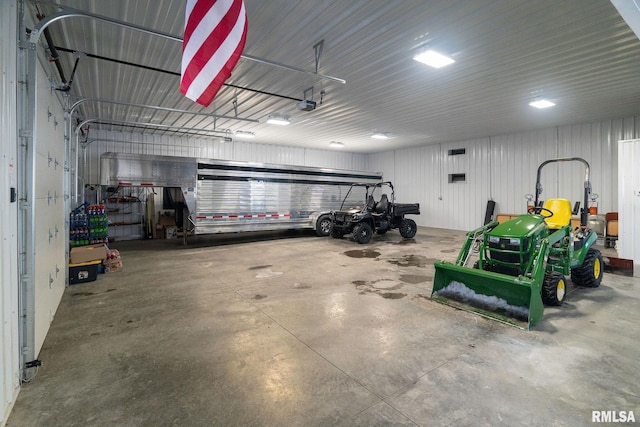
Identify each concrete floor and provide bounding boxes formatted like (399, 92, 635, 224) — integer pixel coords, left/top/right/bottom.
(7, 227, 640, 426)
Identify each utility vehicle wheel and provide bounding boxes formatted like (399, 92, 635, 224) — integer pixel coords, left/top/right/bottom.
(353, 222, 373, 244)
(399, 218, 417, 238)
(315, 215, 332, 237)
(330, 227, 344, 239)
(571, 248, 603, 288)
(542, 272, 566, 306)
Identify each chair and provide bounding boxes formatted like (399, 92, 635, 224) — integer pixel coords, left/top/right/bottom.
(605, 212, 618, 248)
(366, 195, 375, 211)
(375, 194, 389, 214)
(542, 198, 572, 229)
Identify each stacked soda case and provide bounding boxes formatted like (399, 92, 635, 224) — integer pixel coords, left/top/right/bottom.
(70, 203, 90, 247)
(87, 204, 109, 244)
(70, 204, 109, 247)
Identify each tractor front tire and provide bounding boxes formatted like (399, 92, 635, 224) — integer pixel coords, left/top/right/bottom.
(542, 272, 566, 306)
(571, 248, 603, 288)
(399, 218, 417, 238)
(353, 222, 373, 244)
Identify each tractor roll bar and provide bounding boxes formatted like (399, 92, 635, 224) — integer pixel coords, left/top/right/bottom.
(534, 157, 591, 227)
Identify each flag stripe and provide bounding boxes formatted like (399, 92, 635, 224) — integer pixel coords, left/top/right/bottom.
(180, 0, 247, 107)
(187, 7, 246, 102)
(183, 1, 243, 94)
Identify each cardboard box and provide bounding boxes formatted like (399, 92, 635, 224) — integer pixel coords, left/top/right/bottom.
(70, 244, 109, 264)
(158, 211, 176, 227)
(165, 226, 177, 239)
(69, 260, 101, 285)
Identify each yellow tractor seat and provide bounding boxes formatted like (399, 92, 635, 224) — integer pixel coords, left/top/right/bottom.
(543, 198, 572, 229)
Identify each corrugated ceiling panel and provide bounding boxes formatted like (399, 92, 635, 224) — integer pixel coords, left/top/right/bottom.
(31, 0, 640, 153)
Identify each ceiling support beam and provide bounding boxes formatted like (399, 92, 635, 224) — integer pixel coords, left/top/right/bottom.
(53, 45, 305, 103)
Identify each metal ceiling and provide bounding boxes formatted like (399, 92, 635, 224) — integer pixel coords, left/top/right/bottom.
(27, 0, 640, 153)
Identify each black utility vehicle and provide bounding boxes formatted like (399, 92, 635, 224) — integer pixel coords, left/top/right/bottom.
(330, 181, 420, 244)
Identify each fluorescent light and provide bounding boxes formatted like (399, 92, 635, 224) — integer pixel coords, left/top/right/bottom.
(235, 131, 255, 139)
(371, 132, 390, 140)
(266, 114, 290, 125)
(329, 141, 344, 148)
(413, 49, 455, 68)
(529, 98, 555, 109)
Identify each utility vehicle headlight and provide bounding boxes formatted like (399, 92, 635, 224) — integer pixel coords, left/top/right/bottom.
(488, 236, 500, 244)
(509, 238, 520, 245)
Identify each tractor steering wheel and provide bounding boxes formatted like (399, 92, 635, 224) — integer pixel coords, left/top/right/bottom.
(528, 206, 554, 218)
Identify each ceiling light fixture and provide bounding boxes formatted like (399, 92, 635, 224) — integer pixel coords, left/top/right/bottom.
(371, 131, 390, 140)
(266, 114, 291, 125)
(529, 98, 556, 109)
(329, 141, 344, 148)
(413, 49, 455, 68)
(235, 130, 255, 139)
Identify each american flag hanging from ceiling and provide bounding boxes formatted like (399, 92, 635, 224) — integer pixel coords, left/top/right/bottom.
(180, 0, 248, 107)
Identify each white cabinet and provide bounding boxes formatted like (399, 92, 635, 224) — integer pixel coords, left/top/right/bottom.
(618, 139, 640, 276)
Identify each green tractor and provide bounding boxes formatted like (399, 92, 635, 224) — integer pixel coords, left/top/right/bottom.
(432, 157, 604, 329)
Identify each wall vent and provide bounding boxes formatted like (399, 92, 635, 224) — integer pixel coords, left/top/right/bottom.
(448, 173, 466, 183)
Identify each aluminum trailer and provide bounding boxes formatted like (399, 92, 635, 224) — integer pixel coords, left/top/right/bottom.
(99, 152, 382, 239)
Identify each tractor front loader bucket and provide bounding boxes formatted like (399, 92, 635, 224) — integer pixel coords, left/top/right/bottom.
(432, 261, 544, 329)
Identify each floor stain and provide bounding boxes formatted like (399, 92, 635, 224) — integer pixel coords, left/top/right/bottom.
(71, 292, 95, 297)
(387, 254, 430, 268)
(248, 265, 272, 270)
(352, 279, 406, 299)
(381, 292, 407, 299)
(440, 248, 457, 253)
(344, 249, 381, 259)
(294, 283, 312, 289)
(399, 274, 433, 284)
(392, 239, 416, 245)
(254, 294, 267, 300)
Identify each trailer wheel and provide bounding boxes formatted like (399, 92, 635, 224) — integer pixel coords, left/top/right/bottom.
(399, 218, 417, 238)
(571, 248, 603, 288)
(315, 215, 332, 237)
(353, 222, 373, 244)
(542, 272, 566, 306)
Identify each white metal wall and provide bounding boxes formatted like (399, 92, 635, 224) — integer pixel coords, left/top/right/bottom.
(368, 117, 637, 231)
(33, 63, 67, 356)
(618, 139, 640, 276)
(1, 1, 20, 424)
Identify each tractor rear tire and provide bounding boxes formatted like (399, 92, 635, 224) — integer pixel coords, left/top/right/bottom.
(542, 272, 566, 306)
(571, 248, 603, 288)
(353, 222, 373, 244)
(315, 215, 332, 237)
(399, 218, 417, 238)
